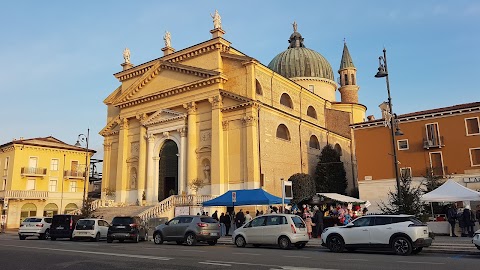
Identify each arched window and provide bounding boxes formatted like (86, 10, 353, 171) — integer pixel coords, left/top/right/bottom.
(351, 74, 355, 85)
(255, 79, 263, 95)
(344, 74, 349, 85)
(21, 203, 37, 222)
(43, 203, 58, 217)
(309, 135, 320, 149)
(334, 143, 343, 156)
(307, 106, 317, 119)
(276, 124, 291, 141)
(280, 93, 293, 109)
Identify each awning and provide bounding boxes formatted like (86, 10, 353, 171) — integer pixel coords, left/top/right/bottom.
(317, 193, 367, 204)
(203, 189, 289, 206)
(421, 179, 480, 202)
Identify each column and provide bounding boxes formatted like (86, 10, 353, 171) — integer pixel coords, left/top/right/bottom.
(153, 157, 160, 202)
(183, 102, 197, 194)
(137, 120, 147, 203)
(146, 134, 155, 204)
(178, 127, 187, 195)
(209, 95, 225, 195)
(242, 105, 260, 189)
(115, 118, 129, 203)
(101, 141, 111, 200)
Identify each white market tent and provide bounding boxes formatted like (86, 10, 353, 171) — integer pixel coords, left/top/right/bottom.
(317, 193, 367, 203)
(421, 179, 480, 202)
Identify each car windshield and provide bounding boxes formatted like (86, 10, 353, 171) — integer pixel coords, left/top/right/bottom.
(112, 217, 134, 225)
(291, 216, 305, 228)
(23, 218, 42, 223)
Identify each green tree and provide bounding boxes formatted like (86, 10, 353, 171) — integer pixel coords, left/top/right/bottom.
(80, 198, 97, 218)
(379, 174, 426, 216)
(289, 173, 316, 205)
(314, 144, 348, 194)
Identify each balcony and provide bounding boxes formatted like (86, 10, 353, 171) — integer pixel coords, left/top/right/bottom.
(423, 136, 445, 149)
(0, 190, 49, 200)
(21, 167, 47, 177)
(64, 170, 86, 180)
(427, 166, 448, 177)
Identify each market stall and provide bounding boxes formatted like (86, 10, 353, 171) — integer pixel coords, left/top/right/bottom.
(311, 193, 368, 228)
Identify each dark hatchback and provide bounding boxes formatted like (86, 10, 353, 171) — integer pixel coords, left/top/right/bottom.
(50, 215, 84, 240)
(107, 216, 148, 243)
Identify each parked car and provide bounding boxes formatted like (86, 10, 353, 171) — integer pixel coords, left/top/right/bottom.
(107, 216, 147, 243)
(321, 214, 432, 255)
(72, 218, 110, 241)
(153, 215, 220, 246)
(50, 215, 84, 241)
(232, 214, 309, 250)
(473, 229, 480, 250)
(18, 217, 52, 240)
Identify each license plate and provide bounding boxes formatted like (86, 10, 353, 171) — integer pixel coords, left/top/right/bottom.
(116, 226, 125, 229)
(57, 226, 64, 230)
(80, 232, 87, 234)
(210, 232, 218, 236)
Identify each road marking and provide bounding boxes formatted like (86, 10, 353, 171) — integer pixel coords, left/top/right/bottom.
(396, 261, 445, 265)
(180, 249, 206, 252)
(340, 259, 368, 261)
(284, 255, 311, 258)
(0, 244, 173, 261)
(205, 260, 337, 270)
(199, 262, 232, 266)
(233, 252, 260, 256)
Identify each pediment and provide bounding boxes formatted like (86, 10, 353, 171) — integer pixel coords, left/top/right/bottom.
(141, 109, 186, 126)
(99, 116, 120, 136)
(111, 61, 220, 106)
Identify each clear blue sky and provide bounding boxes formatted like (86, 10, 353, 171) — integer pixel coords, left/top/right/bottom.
(1, 1, 479, 159)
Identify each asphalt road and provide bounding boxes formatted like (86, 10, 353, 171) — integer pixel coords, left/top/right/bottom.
(0, 233, 479, 270)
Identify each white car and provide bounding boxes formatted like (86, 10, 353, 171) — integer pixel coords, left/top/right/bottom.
(232, 214, 309, 249)
(18, 217, 52, 240)
(321, 214, 432, 256)
(72, 218, 110, 241)
(473, 229, 480, 250)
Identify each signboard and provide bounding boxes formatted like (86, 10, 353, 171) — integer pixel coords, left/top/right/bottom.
(232, 191, 237, 203)
(3, 199, 8, 210)
(284, 181, 293, 199)
(463, 177, 480, 183)
(174, 206, 190, 216)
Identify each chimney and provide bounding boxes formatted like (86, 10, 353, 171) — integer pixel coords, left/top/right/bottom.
(367, 115, 375, 121)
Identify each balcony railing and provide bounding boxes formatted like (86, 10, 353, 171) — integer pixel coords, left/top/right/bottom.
(64, 170, 86, 179)
(423, 136, 445, 149)
(21, 167, 47, 176)
(427, 166, 448, 177)
(0, 190, 49, 199)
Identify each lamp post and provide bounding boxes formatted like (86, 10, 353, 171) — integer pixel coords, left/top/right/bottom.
(375, 48, 403, 210)
(75, 129, 90, 210)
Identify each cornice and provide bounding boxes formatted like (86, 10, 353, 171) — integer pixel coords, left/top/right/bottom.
(141, 109, 187, 127)
(219, 90, 251, 103)
(115, 64, 154, 82)
(290, 77, 338, 88)
(222, 101, 257, 112)
(99, 116, 120, 137)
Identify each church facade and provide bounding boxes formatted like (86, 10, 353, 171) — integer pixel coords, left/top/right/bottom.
(100, 16, 366, 205)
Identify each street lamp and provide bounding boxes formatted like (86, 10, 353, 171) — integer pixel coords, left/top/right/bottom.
(75, 128, 90, 210)
(375, 48, 403, 209)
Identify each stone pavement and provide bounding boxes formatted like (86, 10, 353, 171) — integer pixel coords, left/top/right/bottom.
(217, 235, 479, 255)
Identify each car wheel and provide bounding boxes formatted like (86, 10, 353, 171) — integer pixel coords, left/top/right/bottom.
(44, 229, 50, 240)
(92, 232, 100, 242)
(19, 235, 26, 240)
(392, 236, 413, 256)
(253, 244, 261, 248)
(185, 233, 197, 246)
(295, 243, 306, 249)
(153, 233, 163, 245)
(411, 247, 423, 255)
(107, 238, 113, 243)
(327, 235, 345, 253)
(346, 247, 356, 253)
(207, 240, 217, 246)
(50, 237, 56, 241)
(143, 232, 148, 242)
(235, 235, 246, 248)
(278, 236, 291, 250)
(134, 234, 140, 243)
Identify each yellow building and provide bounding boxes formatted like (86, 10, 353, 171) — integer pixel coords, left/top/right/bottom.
(100, 17, 366, 206)
(0, 136, 95, 228)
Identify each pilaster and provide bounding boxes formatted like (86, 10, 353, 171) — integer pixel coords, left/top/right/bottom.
(101, 141, 112, 199)
(137, 114, 148, 203)
(242, 104, 260, 189)
(178, 127, 187, 195)
(146, 134, 156, 204)
(115, 118, 129, 203)
(208, 96, 225, 195)
(183, 102, 197, 194)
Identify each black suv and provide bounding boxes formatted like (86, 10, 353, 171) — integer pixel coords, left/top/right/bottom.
(50, 215, 84, 241)
(107, 216, 148, 243)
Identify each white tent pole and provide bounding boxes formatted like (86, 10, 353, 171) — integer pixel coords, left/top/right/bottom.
(430, 202, 434, 219)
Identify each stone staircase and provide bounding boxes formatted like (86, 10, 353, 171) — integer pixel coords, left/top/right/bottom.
(93, 205, 153, 223)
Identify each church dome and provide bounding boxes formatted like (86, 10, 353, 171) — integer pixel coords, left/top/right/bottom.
(268, 24, 334, 81)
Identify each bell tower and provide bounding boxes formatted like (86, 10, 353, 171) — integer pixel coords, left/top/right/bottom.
(338, 41, 359, 103)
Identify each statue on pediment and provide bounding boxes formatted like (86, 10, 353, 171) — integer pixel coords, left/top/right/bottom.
(123, 48, 131, 63)
(210, 10, 222, 29)
(164, 31, 171, 48)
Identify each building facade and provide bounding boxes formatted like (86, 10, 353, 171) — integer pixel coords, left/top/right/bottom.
(0, 136, 94, 228)
(352, 102, 480, 211)
(100, 18, 366, 206)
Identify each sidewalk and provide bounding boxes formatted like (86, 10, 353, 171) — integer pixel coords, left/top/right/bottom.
(217, 235, 479, 255)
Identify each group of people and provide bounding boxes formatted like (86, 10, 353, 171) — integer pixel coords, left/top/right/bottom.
(447, 204, 480, 237)
(209, 209, 253, 236)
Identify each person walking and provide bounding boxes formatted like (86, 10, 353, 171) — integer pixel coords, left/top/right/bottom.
(235, 209, 245, 229)
(245, 211, 252, 223)
(212, 210, 219, 221)
(304, 212, 313, 239)
(219, 213, 226, 236)
(463, 205, 475, 237)
(447, 204, 458, 237)
(224, 211, 232, 236)
(313, 207, 324, 239)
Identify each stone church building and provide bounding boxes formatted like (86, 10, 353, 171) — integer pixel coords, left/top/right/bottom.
(100, 17, 366, 205)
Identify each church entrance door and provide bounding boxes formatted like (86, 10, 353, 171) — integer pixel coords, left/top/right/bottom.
(158, 140, 178, 201)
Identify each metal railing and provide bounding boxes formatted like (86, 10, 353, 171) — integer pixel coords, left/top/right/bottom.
(0, 190, 48, 199)
(64, 170, 86, 178)
(21, 167, 47, 176)
(423, 136, 445, 149)
(427, 166, 449, 177)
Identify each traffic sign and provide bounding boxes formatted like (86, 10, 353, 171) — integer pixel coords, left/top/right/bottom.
(232, 191, 237, 203)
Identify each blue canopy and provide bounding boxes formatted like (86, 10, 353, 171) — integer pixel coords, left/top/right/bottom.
(202, 188, 290, 206)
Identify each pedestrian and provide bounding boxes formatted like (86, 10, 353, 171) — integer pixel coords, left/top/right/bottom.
(256, 210, 260, 217)
(476, 205, 480, 226)
(224, 211, 232, 236)
(235, 209, 245, 229)
(245, 211, 252, 223)
(463, 205, 475, 237)
(446, 204, 457, 237)
(304, 212, 313, 239)
(212, 210, 218, 221)
(219, 213, 226, 236)
(313, 206, 324, 239)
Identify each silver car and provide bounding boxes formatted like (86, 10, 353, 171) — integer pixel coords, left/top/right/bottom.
(153, 215, 220, 246)
(18, 217, 52, 240)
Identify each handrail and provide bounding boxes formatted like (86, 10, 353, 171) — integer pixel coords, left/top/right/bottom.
(0, 190, 48, 199)
(138, 195, 175, 222)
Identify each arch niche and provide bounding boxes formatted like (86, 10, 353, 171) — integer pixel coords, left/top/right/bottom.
(158, 139, 179, 201)
(43, 203, 58, 217)
(64, 203, 78, 214)
(21, 203, 37, 222)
